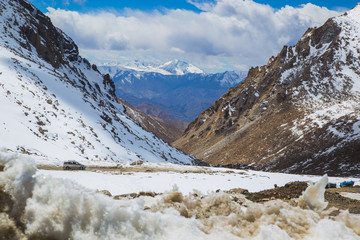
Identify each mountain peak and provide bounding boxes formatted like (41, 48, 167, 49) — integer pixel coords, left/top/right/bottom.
(174, 7, 360, 176)
(159, 60, 204, 75)
(99, 60, 204, 76)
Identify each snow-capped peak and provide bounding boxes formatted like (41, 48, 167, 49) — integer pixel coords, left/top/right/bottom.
(158, 59, 204, 75)
(99, 60, 204, 76)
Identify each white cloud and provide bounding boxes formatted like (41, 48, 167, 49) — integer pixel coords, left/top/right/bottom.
(46, 0, 342, 72)
(73, 0, 87, 4)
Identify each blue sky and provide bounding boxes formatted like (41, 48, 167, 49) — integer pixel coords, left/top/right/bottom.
(31, 0, 201, 12)
(30, 0, 354, 72)
(31, 0, 357, 13)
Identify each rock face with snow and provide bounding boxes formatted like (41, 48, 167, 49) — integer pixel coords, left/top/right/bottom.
(173, 6, 360, 176)
(99, 62, 247, 122)
(0, 0, 195, 165)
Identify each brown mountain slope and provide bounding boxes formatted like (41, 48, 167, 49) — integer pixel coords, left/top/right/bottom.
(118, 98, 184, 143)
(136, 103, 188, 130)
(173, 8, 360, 176)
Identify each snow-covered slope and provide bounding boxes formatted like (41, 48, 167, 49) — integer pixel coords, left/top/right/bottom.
(174, 5, 360, 176)
(0, 0, 195, 165)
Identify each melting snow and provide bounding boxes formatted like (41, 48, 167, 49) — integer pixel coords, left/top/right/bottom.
(1, 153, 360, 240)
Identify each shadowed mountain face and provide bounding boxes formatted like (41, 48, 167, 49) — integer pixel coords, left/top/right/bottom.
(117, 98, 184, 143)
(173, 7, 360, 176)
(0, 0, 195, 165)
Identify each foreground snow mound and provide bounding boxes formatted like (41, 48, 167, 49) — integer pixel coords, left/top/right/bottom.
(1, 156, 360, 240)
(301, 174, 329, 211)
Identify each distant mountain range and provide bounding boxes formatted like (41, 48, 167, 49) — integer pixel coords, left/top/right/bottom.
(100, 59, 204, 76)
(174, 6, 360, 176)
(99, 61, 247, 123)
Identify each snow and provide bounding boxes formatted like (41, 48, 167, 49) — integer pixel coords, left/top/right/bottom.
(341, 192, 360, 201)
(2, 154, 360, 240)
(37, 163, 360, 196)
(159, 59, 204, 75)
(99, 59, 204, 76)
(302, 174, 328, 210)
(1, 2, 360, 238)
(222, 103, 236, 117)
(0, 0, 194, 166)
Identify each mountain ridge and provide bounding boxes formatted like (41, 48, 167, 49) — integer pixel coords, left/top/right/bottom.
(173, 6, 360, 176)
(100, 59, 204, 77)
(117, 98, 184, 143)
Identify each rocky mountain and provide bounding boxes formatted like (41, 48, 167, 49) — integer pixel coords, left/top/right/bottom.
(0, 0, 195, 165)
(99, 63, 247, 122)
(135, 103, 188, 131)
(117, 98, 184, 143)
(173, 6, 360, 176)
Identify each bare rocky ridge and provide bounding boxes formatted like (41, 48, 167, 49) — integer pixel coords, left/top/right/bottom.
(117, 98, 184, 143)
(173, 7, 360, 176)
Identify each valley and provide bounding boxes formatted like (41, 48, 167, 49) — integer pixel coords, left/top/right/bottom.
(0, 0, 360, 239)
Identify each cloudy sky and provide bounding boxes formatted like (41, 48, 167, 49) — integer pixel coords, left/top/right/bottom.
(29, 0, 357, 73)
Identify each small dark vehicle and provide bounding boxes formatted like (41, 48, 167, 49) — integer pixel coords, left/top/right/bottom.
(63, 161, 86, 170)
(340, 180, 355, 188)
(326, 183, 337, 189)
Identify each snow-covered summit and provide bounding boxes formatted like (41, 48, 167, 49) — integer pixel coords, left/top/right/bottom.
(100, 59, 204, 76)
(158, 59, 204, 75)
(0, 0, 195, 165)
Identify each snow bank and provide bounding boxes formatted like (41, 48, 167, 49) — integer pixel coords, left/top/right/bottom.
(1, 156, 360, 239)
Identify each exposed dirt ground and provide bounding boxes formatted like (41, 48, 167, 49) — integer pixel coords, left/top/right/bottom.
(227, 182, 360, 214)
(36, 164, 244, 174)
(107, 180, 360, 215)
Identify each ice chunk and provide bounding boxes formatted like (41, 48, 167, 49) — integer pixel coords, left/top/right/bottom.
(302, 174, 328, 210)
